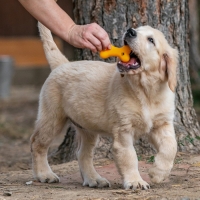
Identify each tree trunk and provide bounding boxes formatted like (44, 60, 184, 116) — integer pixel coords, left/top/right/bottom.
(49, 126, 113, 163)
(51, 0, 200, 163)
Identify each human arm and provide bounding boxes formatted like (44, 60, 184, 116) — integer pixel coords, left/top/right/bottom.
(18, 0, 111, 52)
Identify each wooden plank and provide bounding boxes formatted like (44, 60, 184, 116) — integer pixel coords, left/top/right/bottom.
(0, 37, 63, 68)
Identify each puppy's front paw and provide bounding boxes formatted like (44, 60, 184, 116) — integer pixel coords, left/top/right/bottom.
(124, 179, 150, 190)
(83, 176, 110, 188)
(34, 171, 60, 183)
(149, 167, 170, 183)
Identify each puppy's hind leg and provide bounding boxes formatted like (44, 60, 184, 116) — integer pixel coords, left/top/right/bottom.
(148, 123, 177, 183)
(76, 128, 110, 188)
(31, 91, 66, 183)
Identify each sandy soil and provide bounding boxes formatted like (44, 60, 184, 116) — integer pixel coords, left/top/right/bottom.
(1, 86, 200, 200)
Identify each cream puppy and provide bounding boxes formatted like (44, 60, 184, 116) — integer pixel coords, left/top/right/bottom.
(31, 22, 178, 190)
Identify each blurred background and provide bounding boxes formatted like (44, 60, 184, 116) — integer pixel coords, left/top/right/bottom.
(0, 0, 74, 87)
(0, 0, 199, 172)
(0, 0, 75, 172)
(189, 0, 200, 121)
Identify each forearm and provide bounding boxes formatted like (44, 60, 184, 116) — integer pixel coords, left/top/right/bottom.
(18, 0, 111, 51)
(18, 0, 75, 42)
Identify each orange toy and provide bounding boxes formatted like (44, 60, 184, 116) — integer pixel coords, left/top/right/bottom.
(100, 45, 131, 62)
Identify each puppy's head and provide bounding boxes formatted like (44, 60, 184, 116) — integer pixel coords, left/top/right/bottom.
(117, 26, 178, 92)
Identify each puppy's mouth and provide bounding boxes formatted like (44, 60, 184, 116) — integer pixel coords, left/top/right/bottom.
(117, 45, 141, 73)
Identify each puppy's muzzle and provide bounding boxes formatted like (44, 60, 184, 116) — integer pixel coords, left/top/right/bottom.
(125, 28, 137, 38)
(117, 28, 141, 74)
(124, 29, 137, 46)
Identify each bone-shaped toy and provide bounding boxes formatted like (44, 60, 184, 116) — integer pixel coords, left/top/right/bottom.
(100, 45, 131, 62)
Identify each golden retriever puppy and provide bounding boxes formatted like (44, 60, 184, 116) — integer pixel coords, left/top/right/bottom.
(31, 22, 178, 190)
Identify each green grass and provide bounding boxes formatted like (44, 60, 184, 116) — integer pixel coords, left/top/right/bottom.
(147, 155, 155, 163)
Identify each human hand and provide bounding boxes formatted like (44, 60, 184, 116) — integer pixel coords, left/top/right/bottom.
(67, 23, 111, 52)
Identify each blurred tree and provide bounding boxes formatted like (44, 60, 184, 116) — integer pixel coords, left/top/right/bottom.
(50, 0, 200, 164)
(189, 0, 200, 83)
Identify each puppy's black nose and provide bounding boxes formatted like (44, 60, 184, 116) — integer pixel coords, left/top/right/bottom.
(126, 28, 137, 38)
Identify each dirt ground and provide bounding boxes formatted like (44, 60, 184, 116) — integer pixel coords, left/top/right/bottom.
(1, 86, 200, 200)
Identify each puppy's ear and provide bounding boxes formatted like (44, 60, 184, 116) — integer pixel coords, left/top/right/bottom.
(159, 54, 167, 81)
(159, 48, 178, 92)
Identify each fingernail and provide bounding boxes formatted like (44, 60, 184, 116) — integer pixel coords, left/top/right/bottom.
(108, 44, 112, 50)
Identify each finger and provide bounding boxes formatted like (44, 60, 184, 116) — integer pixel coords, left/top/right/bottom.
(86, 35, 103, 52)
(95, 29, 111, 50)
(68, 25, 98, 52)
(91, 24, 111, 50)
(82, 39, 98, 53)
(81, 24, 103, 51)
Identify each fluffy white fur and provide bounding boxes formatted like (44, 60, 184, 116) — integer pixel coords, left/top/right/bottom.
(31, 22, 178, 190)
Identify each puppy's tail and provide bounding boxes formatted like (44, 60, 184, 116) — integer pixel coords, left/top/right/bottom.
(38, 22, 69, 71)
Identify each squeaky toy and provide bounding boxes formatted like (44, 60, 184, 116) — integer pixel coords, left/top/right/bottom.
(100, 45, 131, 62)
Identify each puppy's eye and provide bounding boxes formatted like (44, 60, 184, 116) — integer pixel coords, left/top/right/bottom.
(148, 37, 155, 45)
